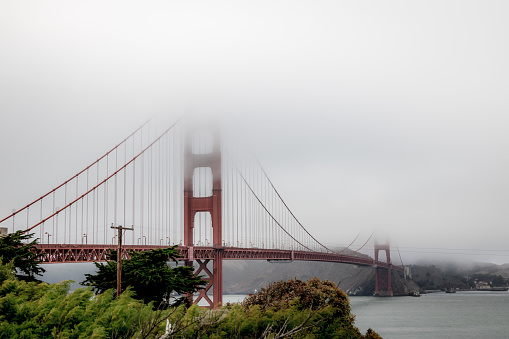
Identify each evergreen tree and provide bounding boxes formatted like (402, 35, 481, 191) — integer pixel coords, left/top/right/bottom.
(82, 247, 207, 306)
(0, 231, 45, 280)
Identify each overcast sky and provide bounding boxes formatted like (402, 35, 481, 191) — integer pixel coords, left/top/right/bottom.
(1, 1, 508, 264)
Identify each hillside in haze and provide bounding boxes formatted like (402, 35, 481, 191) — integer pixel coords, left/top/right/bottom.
(222, 259, 509, 296)
(39, 258, 509, 297)
(222, 259, 419, 296)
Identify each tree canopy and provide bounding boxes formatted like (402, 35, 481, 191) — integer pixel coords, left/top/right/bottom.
(0, 231, 45, 280)
(82, 247, 207, 306)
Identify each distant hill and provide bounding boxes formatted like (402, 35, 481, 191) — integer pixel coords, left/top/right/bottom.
(39, 257, 509, 297)
(222, 259, 419, 296)
(223, 259, 509, 296)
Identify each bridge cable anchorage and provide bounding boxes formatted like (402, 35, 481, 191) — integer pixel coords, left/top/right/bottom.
(0, 117, 154, 226)
(20, 116, 183, 234)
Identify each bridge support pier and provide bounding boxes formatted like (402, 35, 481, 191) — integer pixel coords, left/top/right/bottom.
(184, 127, 223, 308)
(374, 241, 393, 297)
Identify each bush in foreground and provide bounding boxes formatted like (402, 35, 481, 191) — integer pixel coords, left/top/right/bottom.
(0, 264, 382, 338)
(232, 277, 380, 338)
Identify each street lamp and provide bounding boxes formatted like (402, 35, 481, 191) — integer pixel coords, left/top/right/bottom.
(45, 232, 51, 244)
(82, 234, 87, 245)
(142, 236, 146, 245)
(112, 235, 117, 245)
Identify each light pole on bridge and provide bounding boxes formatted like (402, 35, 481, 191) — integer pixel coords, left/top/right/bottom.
(45, 232, 51, 244)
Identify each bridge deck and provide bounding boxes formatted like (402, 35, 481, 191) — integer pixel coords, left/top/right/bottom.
(35, 244, 403, 271)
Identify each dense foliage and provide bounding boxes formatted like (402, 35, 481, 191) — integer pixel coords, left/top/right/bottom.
(82, 247, 207, 306)
(0, 230, 45, 280)
(236, 277, 381, 338)
(0, 261, 172, 338)
(0, 264, 382, 339)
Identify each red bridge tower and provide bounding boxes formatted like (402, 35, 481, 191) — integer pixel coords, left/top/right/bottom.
(184, 128, 223, 308)
(374, 240, 393, 297)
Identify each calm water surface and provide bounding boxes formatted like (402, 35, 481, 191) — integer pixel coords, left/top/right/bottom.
(223, 292, 509, 338)
(350, 291, 509, 339)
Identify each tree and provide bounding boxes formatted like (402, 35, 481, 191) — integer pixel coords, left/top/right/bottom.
(82, 247, 207, 306)
(0, 231, 45, 280)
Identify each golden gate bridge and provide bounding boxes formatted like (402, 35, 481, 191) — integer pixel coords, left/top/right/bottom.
(0, 116, 402, 308)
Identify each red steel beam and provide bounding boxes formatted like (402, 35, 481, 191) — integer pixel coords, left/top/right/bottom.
(34, 244, 403, 272)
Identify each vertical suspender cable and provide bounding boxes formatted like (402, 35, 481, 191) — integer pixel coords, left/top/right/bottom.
(105, 154, 108, 244)
(40, 199, 43, 243)
(140, 152, 143, 244)
(172, 130, 175, 244)
(149, 141, 152, 244)
(64, 184, 67, 243)
(236, 148, 239, 246)
(85, 171, 88, 244)
(124, 143, 127, 232)
(115, 148, 118, 228)
(229, 144, 233, 245)
(92, 186, 95, 244)
(96, 161, 99, 244)
(165, 133, 168, 245)
(76, 176, 78, 244)
(133, 140, 136, 245)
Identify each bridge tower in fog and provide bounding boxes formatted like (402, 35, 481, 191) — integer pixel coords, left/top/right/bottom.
(183, 127, 223, 308)
(374, 240, 393, 297)
(1, 116, 405, 309)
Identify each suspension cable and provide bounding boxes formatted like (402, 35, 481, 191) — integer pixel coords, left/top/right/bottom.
(22, 116, 182, 233)
(1, 117, 153, 224)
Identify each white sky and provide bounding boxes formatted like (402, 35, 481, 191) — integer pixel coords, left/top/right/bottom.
(1, 1, 508, 264)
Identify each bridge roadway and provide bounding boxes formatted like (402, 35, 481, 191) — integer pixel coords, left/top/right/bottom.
(35, 244, 403, 272)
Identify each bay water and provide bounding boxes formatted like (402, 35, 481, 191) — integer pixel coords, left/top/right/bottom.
(222, 291, 509, 338)
(350, 291, 509, 339)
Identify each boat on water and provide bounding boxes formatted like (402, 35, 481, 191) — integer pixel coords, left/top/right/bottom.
(445, 283, 456, 293)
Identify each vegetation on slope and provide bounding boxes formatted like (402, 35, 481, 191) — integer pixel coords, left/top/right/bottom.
(0, 262, 382, 338)
(81, 247, 207, 306)
(0, 233, 383, 338)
